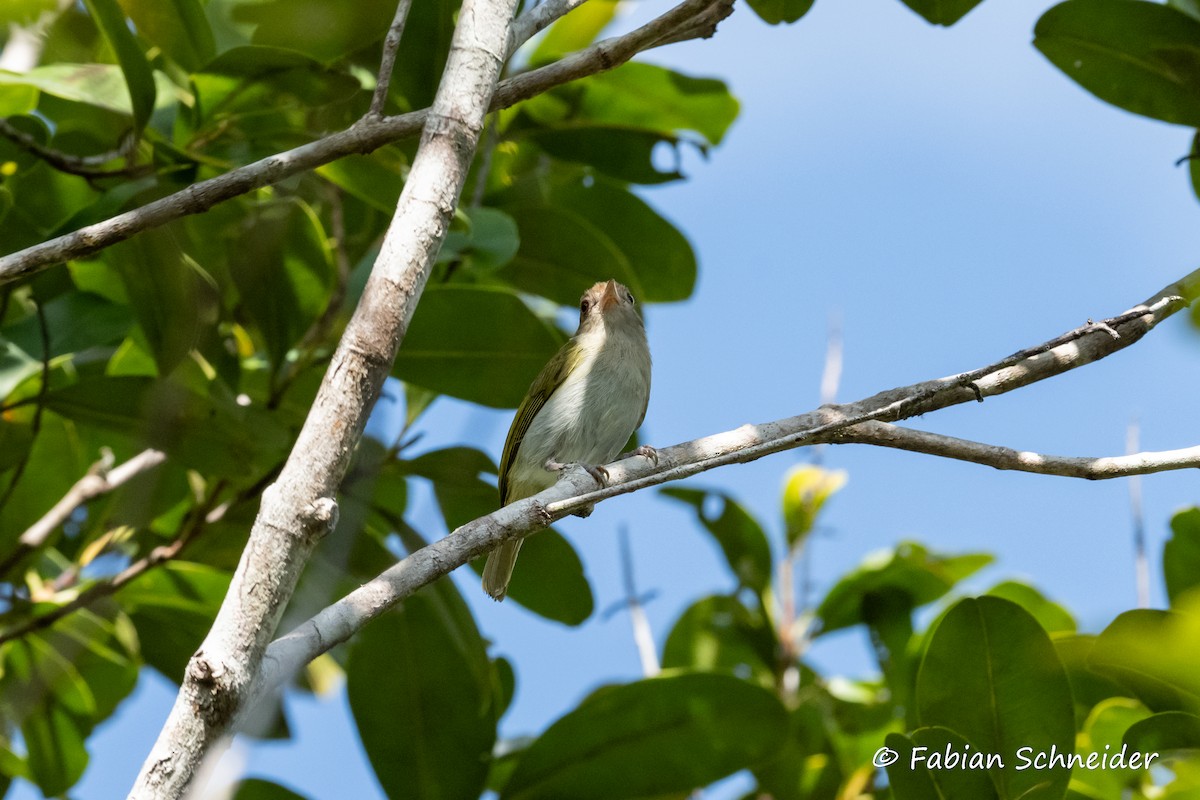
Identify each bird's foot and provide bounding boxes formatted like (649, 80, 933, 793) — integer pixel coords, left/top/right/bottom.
(619, 444, 659, 465)
(544, 458, 609, 487)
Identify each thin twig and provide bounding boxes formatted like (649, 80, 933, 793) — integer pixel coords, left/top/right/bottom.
(830, 421, 1200, 480)
(0, 448, 166, 580)
(1127, 419, 1150, 608)
(508, 0, 593, 53)
(368, 0, 415, 117)
(0, 0, 729, 286)
(0, 119, 143, 179)
(617, 526, 659, 677)
(0, 482, 222, 646)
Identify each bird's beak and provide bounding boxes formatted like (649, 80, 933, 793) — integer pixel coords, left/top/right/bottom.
(599, 279, 620, 311)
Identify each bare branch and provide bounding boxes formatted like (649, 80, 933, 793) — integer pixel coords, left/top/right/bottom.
(830, 421, 1200, 480)
(0, 448, 166, 580)
(0, 0, 729, 287)
(368, 0, 415, 117)
(252, 268, 1200, 705)
(130, 0, 522, 793)
(0, 119, 141, 178)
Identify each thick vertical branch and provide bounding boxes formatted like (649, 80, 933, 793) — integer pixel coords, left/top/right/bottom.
(126, 0, 518, 795)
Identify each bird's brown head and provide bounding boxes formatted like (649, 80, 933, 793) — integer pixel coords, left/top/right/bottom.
(579, 279, 638, 329)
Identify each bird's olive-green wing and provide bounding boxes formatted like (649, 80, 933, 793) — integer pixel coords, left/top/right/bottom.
(498, 338, 583, 505)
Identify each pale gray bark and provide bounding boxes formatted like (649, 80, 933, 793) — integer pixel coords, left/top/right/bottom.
(127, 0, 520, 794)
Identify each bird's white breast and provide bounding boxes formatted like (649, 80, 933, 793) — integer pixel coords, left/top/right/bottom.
(507, 321, 650, 498)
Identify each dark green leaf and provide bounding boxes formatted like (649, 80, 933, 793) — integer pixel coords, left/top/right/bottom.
(885, 728, 1000, 800)
(226, 0, 395, 63)
(116, 0, 216, 71)
(81, 0, 157, 131)
(440, 207, 520, 273)
(109, 227, 219, 375)
(1034, 0, 1200, 127)
(896, 0, 983, 26)
(393, 285, 564, 409)
(230, 201, 333, 374)
(985, 580, 1076, 634)
(116, 562, 232, 682)
(232, 778, 311, 800)
(1124, 710, 1200, 753)
(1088, 607, 1200, 713)
(916, 597, 1075, 800)
(660, 487, 772, 592)
(1165, 507, 1200, 605)
(3, 291, 132, 360)
(388, 0, 457, 110)
(745, 0, 815, 25)
(661, 595, 777, 687)
(815, 541, 992, 634)
(348, 581, 496, 800)
(500, 672, 787, 800)
(527, 126, 686, 184)
(317, 149, 406, 213)
(0, 335, 39, 400)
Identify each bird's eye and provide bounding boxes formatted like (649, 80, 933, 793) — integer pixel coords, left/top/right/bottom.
(624, 291, 634, 304)
(580, 298, 591, 313)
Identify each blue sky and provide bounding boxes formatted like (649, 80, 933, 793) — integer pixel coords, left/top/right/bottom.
(18, 0, 1200, 797)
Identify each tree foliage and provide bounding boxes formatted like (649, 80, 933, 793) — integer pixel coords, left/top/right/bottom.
(0, 0, 1198, 797)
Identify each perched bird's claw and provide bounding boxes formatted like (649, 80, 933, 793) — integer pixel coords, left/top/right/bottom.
(544, 458, 609, 487)
(633, 444, 658, 465)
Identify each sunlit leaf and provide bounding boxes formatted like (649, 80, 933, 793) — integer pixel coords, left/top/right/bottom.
(1035, 0, 1200, 127)
(348, 580, 496, 800)
(916, 597, 1075, 800)
(1165, 507, 1200, 605)
(500, 672, 787, 800)
(81, 0, 157, 131)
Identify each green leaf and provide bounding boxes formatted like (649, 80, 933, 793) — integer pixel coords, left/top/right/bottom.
(745, 0, 815, 24)
(0, 65, 132, 116)
(780, 464, 846, 549)
(1124, 710, 1200, 753)
(525, 63, 738, 148)
(232, 778, 311, 800)
(985, 580, 1076, 634)
(115, 562, 232, 682)
(393, 285, 565, 409)
(500, 672, 787, 800)
(116, 0, 216, 72)
(2, 291, 132, 360)
(815, 541, 992, 634)
(441, 207, 520, 273)
(660, 487, 772, 593)
(1088, 607, 1200, 713)
(916, 597, 1075, 800)
(230, 201, 333, 374)
(1034, 0, 1200, 127)
(387, 0, 457, 110)
(527, 126, 687, 184)
(81, 0, 157, 131)
(885, 728, 1000, 800)
(316, 149, 407, 213)
(0, 335, 39, 400)
(347, 581, 496, 800)
(532, 0, 619, 59)
(661, 595, 778, 688)
(20, 704, 89, 796)
(1165, 507, 1200, 605)
(109, 227, 219, 375)
(223, 0, 396, 63)
(1071, 698, 1154, 798)
(896, 0, 984, 26)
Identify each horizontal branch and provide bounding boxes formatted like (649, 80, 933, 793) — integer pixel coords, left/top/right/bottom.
(251, 266, 1200, 707)
(0, 0, 725, 287)
(830, 421, 1200, 479)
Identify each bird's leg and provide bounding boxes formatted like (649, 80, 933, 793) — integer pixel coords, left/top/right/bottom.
(618, 444, 658, 465)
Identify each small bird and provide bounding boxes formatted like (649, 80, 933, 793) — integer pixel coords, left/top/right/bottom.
(482, 279, 654, 601)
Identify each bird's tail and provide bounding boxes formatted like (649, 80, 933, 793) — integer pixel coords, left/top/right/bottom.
(482, 540, 523, 601)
